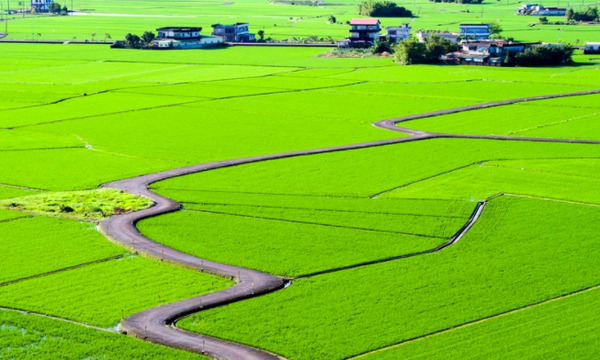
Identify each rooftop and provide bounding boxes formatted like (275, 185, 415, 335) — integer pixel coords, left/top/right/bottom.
(459, 24, 491, 27)
(157, 27, 202, 32)
(212, 23, 250, 27)
(350, 18, 380, 25)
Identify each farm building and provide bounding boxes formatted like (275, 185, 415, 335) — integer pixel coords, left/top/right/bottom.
(517, 4, 566, 15)
(385, 24, 411, 43)
(584, 42, 600, 54)
(442, 40, 541, 66)
(346, 18, 381, 47)
(211, 23, 256, 42)
(416, 31, 459, 44)
(31, 0, 54, 12)
(151, 27, 224, 49)
(459, 24, 491, 40)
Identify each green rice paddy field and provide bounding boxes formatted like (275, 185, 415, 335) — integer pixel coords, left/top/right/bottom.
(1, 35, 600, 360)
(3, 0, 600, 44)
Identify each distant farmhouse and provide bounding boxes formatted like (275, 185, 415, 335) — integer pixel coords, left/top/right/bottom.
(416, 31, 459, 44)
(459, 24, 491, 40)
(517, 4, 566, 16)
(211, 23, 256, 42)
(345, 18, 381, 47)
(384, 24, 411, 43)
(442, 39, 541, 66)
(31, 0, 54, 12)
(151, 27, 224, 49)
(584, 42, 600, 54)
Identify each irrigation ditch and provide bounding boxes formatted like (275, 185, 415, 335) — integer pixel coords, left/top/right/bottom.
(97, 88, 600, 360)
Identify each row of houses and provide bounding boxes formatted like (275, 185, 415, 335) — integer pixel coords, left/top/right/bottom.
(443, 40, 543, 66)
(517, 4, 566, 16)
(341, 21, 491, 47)
(150, 24, 255, 49)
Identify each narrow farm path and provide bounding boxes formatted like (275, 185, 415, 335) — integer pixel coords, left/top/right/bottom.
(98, 88, 600, 360)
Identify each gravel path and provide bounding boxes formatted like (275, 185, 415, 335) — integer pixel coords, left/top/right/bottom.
(99, 88, 600, 360)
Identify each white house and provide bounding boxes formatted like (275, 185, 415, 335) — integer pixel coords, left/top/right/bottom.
(416, 31, 459, 44)
(517, 4, 566, 15)
(211, 23, 255, 42)
(385, 24, 411, 43)
(31, 0, 54, 12)
(459, 24, 491, 40)
(152, 27, 224, 49)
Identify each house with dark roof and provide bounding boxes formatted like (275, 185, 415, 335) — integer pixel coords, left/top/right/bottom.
(151, 27, 224, 49)
(442, 39, 541, 66)
(584, 42, 600, 54)
(211, 23, 255, 42)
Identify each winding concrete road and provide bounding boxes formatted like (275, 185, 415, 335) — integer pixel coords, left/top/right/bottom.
(98, 88, 600, 360)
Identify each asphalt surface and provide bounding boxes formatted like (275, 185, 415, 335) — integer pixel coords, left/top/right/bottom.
(98, 88, 600, 360)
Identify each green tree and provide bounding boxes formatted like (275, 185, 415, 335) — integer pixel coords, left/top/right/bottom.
(358, 0, 413, 17)
(141, 31, 156, 45)
(124, 33, 141, 48)
(257, 30, 265, 40)
(61, 5, 68, 15)
(328, 15, 336, 23)
(48, 2, 61, 14)
(424, 34, 457, 62)
(490, 22, 503, 35)
(394, 38, 426, 65)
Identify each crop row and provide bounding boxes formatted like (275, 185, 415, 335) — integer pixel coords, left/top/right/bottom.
(0, 309, 206, 359)
(179, 196, 600, 360)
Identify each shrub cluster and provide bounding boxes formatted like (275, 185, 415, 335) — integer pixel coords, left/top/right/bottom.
(510, 45, 574, 67)
(358, 0, 413, 17)
(394, 36, 457, 65)
(566, 7, 599, 22)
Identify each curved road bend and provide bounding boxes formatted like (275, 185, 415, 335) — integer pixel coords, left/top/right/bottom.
(98, 135, 430, 360)
(98, 88, 600, 360)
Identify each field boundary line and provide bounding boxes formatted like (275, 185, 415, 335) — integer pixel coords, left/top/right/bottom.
(181, 201, 466, 219)
(0, 215, 33, 224)
(98, 135, 430, 360)
(184, 208, 447, 239)
(0, 146, 83, 152)
(0, 182, 48, 191)
(0, 306, 116, 333)
(0, 254, 128, 288)
(504, 193, 600, 207)
(344, 282, 600, 359)
(295, 200, 485, 279)
(369, 155, 600, 199)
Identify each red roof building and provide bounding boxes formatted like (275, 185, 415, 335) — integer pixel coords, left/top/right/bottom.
(348, 18, 381, 46)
